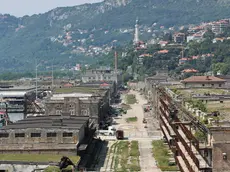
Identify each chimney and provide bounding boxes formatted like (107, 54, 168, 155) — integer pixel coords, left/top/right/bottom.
(114, 51, 118, 72)
(206, 76, 209, 80)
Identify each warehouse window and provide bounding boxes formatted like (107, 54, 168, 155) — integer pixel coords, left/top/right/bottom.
(56, 110, 62, 115)
(0, 133, 9, 138)
(63, 132, 73, 137)
(31, 133, 41, 137)
(47, 132, 57, 137)
(70, 110, 75, 115)
(15, 133, 25, 138)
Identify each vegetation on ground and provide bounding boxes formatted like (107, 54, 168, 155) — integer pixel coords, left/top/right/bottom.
(120, 103, 131, 110)
(126, 94, 137, 104)
(187, 99, 207, 112)
(126, 117, 138, 123)
(207, 101, 230, 118)
(194, 130, 207, 142)
(44, 166, 73, 172)
(110, 141, 140, 172)
(0, 154, 80, 163)
(152, 140, 178, 171)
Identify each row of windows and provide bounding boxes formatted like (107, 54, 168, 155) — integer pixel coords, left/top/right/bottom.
(56, 110, 75, 115)
(201, 84, 222, 87)
(0, 132, 73, 138)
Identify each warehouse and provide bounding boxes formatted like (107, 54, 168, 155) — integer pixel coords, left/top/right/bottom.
(0, 115, 91, 155)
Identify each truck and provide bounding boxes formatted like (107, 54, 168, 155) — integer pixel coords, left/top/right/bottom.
(97, 126, 116, 136)
(116, 130, 124, 140)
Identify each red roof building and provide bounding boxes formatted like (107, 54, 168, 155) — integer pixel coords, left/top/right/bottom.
(182, 69, 198, 73)
(158, 50, 169, 54)
(181, 76, 226, 88)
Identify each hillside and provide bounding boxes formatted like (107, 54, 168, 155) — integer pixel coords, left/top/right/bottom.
(1, 0, 230, 72)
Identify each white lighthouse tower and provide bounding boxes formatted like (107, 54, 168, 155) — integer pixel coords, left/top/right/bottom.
(133, 18, 139, 45)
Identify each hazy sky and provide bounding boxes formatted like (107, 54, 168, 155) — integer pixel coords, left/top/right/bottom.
(0, 0, 103, 17)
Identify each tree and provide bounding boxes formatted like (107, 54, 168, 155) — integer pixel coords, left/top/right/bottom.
(212, 63, 230, 75)
(203, 29, 215, 42)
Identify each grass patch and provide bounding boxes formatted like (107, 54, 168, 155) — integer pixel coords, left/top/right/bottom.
(126, 94, 137, 104)
(128, 141, 141, 171)
(54, 87, 102, 94)
(44, 166, 73, 172)
(120, 103, 131, 110)
(111, 141, 140, 172)
(177, 88, 230, 99)
(0, 154, 80, 163)
(152, 140, 178, 171)
(126, 117, 138, 123)
(130, 141, 140, 157)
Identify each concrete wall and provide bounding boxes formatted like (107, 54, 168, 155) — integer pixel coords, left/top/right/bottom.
(210, 129, 230, 171)
(212, 143, 230, 172)
(0, 164, 48, 172)
(0, 126, 84, 151)
(184, 82, 225, 88)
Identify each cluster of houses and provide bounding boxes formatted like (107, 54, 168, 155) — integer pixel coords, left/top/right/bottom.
(174, 19, 230, 44)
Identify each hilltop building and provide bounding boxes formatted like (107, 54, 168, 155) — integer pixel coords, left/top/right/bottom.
(133, 18, 147, 50)
(133, 18, 140, 45)
(173, 33, 186, 43)
(211, 19, 229, 34)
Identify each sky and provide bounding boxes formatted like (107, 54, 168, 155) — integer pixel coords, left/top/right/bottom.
(0, 0, 103, 17)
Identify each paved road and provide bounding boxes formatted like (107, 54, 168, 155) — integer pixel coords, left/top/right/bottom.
(99, 90, 162, 172)
(129, 91, 162, 172)
(139, 140, 161, 172)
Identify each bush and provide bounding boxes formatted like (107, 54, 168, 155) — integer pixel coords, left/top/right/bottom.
(44, 166, 74, 172)
(126, 94, 137, 104)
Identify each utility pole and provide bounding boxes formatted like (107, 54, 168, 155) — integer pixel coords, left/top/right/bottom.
(35, 59, 38, 100)
(52, 59, 54, 89)
(35, 59, 41, 100)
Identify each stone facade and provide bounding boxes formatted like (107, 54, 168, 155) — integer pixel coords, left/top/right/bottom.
(46, 92, 110, 125)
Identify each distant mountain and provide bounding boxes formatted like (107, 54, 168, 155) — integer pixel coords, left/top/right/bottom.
(1, 0, 230, 72)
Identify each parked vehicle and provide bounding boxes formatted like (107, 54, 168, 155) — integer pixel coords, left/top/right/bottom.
(98, 126, 116, 136)
(116, 130, 124, 140)
(143, 118, 147, 123)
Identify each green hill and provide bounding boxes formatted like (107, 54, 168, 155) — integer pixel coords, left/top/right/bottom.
(1, 0, 230, 71)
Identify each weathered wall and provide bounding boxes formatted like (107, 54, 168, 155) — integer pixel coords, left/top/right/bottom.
(211, 128, 230, 171)
(0, 164, 48, 172)
(0, 126, 83, 151)
(45, 96, 108, 124)
(184, 82, 225, 88)
(212, 143, 230, 172)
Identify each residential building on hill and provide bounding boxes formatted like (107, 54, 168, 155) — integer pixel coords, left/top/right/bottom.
(211, 19, 229, 34)
(173, 33, 185, 43)
(181, 76, 226, 88)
